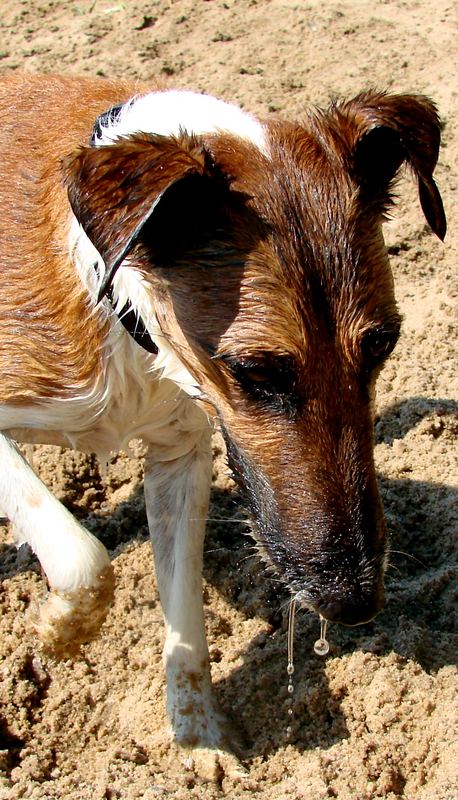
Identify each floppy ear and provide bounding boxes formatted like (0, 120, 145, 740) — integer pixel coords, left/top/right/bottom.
(63, 133, 215, 300)
(340, 91, 446, 240)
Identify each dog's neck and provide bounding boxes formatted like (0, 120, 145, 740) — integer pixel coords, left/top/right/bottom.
(68, 216, 201, 398)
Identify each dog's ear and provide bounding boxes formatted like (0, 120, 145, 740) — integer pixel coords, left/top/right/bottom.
(63, 133, 219, 301)
(339, 92, 446, 240)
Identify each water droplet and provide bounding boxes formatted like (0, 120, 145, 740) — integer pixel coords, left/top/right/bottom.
(313, 615, 330, 657)
(285, 599, 297, 738)
(313, 637, 330, 656)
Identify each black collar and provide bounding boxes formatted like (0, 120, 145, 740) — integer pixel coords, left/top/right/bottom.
(90, 103, 124, 145)
(92, 262, 158, 355)
(105, 286, 158, 355)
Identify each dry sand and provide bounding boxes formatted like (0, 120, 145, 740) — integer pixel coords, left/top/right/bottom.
(0, 1, 457, 798)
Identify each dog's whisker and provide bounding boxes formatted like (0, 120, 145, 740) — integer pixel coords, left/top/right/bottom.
(389, 549, 427, 568)
(384, 560, 402, 575)
(191, 516, 249, 524)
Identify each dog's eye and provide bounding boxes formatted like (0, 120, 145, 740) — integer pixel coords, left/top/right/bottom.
(222, 355, 298, 410)
(361, 325, 400, 366)
(236, 365, 272, 385)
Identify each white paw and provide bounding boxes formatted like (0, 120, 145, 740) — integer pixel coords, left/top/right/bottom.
(167, 665, 248, 764)
(32, 563, 115, 655)
(180, 745, 248, 784)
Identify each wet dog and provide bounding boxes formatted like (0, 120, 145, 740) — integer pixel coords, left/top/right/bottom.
(0, 74, 445, 752)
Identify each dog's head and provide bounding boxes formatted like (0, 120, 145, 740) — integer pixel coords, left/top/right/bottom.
(65, 90, 445, 626)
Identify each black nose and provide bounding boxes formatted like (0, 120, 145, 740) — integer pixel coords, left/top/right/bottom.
(316, 590, 383, 626)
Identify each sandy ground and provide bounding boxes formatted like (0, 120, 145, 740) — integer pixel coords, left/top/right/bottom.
(0, 1, 457, 798)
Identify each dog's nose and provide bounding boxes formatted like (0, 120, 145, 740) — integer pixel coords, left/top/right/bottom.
(315, 590, 383, 627)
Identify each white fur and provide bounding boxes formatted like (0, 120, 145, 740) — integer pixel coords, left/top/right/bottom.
(0, 432, 110, 592)
(1, 267, 220, 741)
(0, 218, 202, 459)
(93, 88, 268, 154)
(143, 429, 229, 747)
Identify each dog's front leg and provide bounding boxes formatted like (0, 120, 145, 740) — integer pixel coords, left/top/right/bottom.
(0, 432, 115, 652)
(144, 426, 237, 758)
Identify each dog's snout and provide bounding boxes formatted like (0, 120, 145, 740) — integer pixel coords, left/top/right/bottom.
(315, 587, 384, 627)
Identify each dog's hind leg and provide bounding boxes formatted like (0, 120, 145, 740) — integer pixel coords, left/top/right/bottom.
(0, 432, 115, 652)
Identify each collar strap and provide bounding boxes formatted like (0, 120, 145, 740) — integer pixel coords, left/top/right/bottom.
(90, 103, 124, 145)
(91, 262, 158, 355)
(106, 286, 159, 355)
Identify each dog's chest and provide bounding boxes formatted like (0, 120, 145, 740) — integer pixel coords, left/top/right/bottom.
(4, 333, 208, 462)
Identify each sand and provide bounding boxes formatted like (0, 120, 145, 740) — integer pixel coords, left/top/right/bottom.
(0, 1, 457, 798)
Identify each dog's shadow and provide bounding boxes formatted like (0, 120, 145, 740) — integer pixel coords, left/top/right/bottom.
(374, 396, 458, 445)
(204, 492, 457, 756)
(1, 396, 456, 758)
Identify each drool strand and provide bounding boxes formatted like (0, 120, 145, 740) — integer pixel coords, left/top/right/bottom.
(313, 614, 330, 656)
(285, 597, 296, 739)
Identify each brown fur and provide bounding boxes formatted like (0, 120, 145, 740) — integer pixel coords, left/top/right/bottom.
(0, 75, 137, 402)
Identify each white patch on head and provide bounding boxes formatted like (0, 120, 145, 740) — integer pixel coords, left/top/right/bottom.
(93, 89, 268, 154)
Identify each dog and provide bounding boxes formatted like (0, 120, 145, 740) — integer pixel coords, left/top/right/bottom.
(0, 73, 445, 753)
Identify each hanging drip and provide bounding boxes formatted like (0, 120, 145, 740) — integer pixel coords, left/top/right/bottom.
(313, 614, 330, 656)
(285, 597, 296, 739)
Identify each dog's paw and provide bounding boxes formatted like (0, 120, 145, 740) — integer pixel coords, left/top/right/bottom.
(169, 674, 248, 750)
(179, 745, 248, 785)
(167, 677, 250, 780)
(32, 563, 115, 655)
